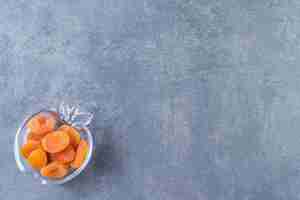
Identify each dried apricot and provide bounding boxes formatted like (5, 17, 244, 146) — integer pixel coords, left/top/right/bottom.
(40, 162, 68, 179)
(27, 114, 56, 135)
(42, 131, 70, 153)
(27, 131, 44, 141)
(58, 125, 81, 147)
(27, 148, 48, 170)
(71, 139, 89, 169)
(21, 140, 41, 158)
(51, 145, 75, 164)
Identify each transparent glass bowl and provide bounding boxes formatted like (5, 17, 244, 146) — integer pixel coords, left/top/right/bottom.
(14, 110, 94, 185)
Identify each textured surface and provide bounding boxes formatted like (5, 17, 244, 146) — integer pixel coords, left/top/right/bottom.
(1, 0, 300, 199)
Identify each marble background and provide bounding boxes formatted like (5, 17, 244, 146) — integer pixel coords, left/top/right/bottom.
(1, 0, 300, 199)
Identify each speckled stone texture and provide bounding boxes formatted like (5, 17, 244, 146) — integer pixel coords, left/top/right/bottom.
(1, 0, 300, 199)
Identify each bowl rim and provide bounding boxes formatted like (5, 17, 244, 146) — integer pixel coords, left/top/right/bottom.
(14, 109, 94, 185)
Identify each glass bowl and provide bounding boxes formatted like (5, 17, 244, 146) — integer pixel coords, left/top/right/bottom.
(14, 105, 94, 185)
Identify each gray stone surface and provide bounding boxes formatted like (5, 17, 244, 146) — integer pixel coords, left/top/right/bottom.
(1, 0, 300, 199)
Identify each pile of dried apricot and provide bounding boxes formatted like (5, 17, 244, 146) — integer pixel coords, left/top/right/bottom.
(20, 113, 89, 179)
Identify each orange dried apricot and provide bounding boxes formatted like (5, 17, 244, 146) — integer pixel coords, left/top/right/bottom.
(27, 148, 48, 170)
(27, 131, 44, 141)
(71, 139, 89, 169)
(27, 114, 56, 135)
(58, 125, 81, 147)
(40, 162, 68, 179)
(51, 145, 75, 164)
(21, 140, 41, 158)
(42, 131, 70, 153)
